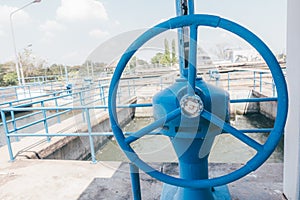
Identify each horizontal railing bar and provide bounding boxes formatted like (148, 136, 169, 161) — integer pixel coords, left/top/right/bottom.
(2, 97, 277, 112)
(8, 128, 272, 138)
(7, 132, 161, 137)
(10, 118, 46, 133)
(230, 97, 277, 103)
(8, 109, 71, 133)
(223, 128, 273, 133)
(2, 103, 152, 112)
(13, 86, 101, 108)
(7, 110, 43, 123)
(0, 93, 50, 107)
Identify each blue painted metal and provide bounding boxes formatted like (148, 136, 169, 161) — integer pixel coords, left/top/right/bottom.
(176, 0, 186, 77)
(54, 97, 61, 123)
(41, 101, 50, 142)
(129, 163, 142, 200)
(260, 72, 262, 93)
(230, 97, 277, 103)
(85, 108, 97, 164)
(125, 108, 181, 144)
(188, 0, 195, 14)
(0, 110, 14, 161)
(153, 77, 229, 199)
(1, 95, 274, 163)
(253, 71, 256, 90)
(108, 13, 288, 195)
(9, 102, 19, 141)
(187, 25, 198, 95)
(227, 73, 230, 91)
(272, 80, 276, 97)
(79, 91, 86, 122)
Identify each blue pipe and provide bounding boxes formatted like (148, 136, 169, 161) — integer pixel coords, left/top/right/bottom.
(176, 0, 186, 77)
(188, 0, 195, 14)
(187, 25, 198, 95)
(129, 163, 142, 200)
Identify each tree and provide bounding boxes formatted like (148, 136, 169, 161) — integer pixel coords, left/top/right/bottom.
(150, 38, 177, 66)
(151, 52, 164, 65)
(171, 39, 178, 65)
(164, 38, 171, 64)
(18, 48, 47, 78)
(0, 62, 17, 86)
(3, 72, 17, 86)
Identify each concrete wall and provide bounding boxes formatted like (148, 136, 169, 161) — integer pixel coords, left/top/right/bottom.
(248, 90, 277, 120)
(42, 98, 136, 160)
(284, 0, 300, 199)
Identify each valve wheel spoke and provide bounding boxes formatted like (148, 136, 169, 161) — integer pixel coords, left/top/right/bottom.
(125, 108, 181, 144)
(187, 25, 198, 95)
(201, 110, 264, 152)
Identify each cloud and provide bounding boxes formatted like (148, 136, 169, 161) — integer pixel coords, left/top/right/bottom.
(0, 29, 5, 37)
(39, 20, 66, 44)
(56, 0, 108, 22)
(0, 5, 31, 26)
(89, 29, 109, 39)
(40, 20, 66, 32)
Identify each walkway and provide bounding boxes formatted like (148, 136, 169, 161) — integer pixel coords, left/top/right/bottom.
(0, 154, 284, 200)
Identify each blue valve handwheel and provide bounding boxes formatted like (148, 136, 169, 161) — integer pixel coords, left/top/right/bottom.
(108, 14, 288, 189)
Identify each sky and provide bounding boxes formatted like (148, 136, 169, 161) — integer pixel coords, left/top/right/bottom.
(0, 0, 287, 66)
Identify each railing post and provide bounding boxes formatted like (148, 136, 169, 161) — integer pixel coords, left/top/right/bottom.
(160, 77, 163, 91)
(9, 102, 19, 142)
(133, 79, 136, 96)
(272, 79, 276, 97)
(54, 96, 61, 123)
(80, 92, 86, 122)
(99, 85, 106, 107)
(14, 86, 18, 100)
(128, 80, 131, 97)
(22, 85, 26, 98)
(28, 85, 32, 99)
(253, 71, 256, 91)
(259, 72, 262, 93)
(102, 86, 106, 108)
(227, 72, 230, 91)
(1, 110, 14, 161)
(85, 108, 97, 164)
(41, 101, 50, 142)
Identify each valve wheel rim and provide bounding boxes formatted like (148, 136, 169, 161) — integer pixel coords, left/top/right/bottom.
(108, 14, 288, 189)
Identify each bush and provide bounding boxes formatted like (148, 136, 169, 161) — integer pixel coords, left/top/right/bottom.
(3, 72, 18, 86)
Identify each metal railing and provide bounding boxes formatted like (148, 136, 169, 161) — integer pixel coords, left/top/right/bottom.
(208, 70, 280, 97)
(0, 71, 280, 163)
(0, 97, 277, 163)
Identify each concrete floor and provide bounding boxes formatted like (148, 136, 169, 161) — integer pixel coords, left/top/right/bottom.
(0, 150, 285, 200)
(79, 162, 285, 200)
